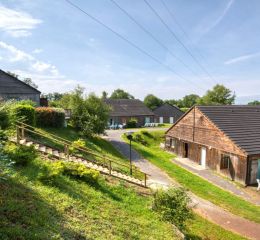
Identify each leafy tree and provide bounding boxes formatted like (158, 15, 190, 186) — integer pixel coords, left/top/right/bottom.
(61, 86, 110, 136)
(110, 89, 134, 99)
(45, 92, 64, 101)
(23, 78, 38, 89)
(198, 84, 235, 105)
(7, 71, 19, 78)
(248, 100, 260, 105)
(144, 94, 163, 110)
(182, 94, 200, 108)
(102, 91, 108, 100)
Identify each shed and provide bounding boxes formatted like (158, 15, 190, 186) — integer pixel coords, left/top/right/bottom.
(0, 69, 41, 105)
(165, 105, 260, 185)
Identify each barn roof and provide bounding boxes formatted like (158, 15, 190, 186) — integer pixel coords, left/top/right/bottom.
(0, 69, 41, 94)
(105, 99, 154, 117)
(198, 105, 260, 155)
(153, 103, 183, 117)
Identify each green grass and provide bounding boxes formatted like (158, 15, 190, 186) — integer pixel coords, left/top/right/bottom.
(122, 130, 260, 224)
(0, 158, 178, 240)
(0, 156, 246, 240)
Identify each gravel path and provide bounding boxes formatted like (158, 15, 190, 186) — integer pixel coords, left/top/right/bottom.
(104, 129, 260, 240)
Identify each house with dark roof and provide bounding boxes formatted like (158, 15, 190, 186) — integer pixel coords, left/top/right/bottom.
(0, 69, 41, 105)
(105, 99, 155, 127)
(165, 105, 260, 186)
(153, 103, 183, 124)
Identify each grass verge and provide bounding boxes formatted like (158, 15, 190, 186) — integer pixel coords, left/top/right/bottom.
(122, 130, 260, 224)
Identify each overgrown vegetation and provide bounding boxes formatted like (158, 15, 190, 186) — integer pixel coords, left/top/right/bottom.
(153, 188, 193, 230)
(122, 130, 260, 224)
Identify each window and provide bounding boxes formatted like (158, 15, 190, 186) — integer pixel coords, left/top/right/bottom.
(220, 154, 230, 169)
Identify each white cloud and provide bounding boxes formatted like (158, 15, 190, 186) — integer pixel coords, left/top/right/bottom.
(204, 0, 235, 33)
(225, 52, 260, 65)
(32, 61, 51, 72)
(0, 6, 42, 37)
(0, 41, 34, 62)
(32, 48, 43, 54)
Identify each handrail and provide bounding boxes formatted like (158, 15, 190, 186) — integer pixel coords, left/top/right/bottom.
(16, 121, 146, 178)
(16, 120, 137, 168)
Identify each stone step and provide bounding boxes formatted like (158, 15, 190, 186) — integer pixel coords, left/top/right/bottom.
(34, 144, 40, 150)
(39, 146, 46, 152)
(20, 139, 26, 144)
(26, 141, 33, 147)
(53, 150, 60, 157)
(46, 148, 53, 154)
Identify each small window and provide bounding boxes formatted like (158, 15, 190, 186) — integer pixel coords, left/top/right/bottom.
(220, 154, 230, 169)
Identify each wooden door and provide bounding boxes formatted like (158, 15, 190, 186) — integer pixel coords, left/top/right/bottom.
(169, 117, 174, 124)
(250, 160, 258, 184)
(159, 117, 163, 124)
(200, 147, 206, 168)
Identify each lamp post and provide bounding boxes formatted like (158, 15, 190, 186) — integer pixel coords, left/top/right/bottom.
(126, 131, 134, 175)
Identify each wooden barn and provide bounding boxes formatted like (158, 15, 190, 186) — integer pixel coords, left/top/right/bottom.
(0, 69, 41, 105)
(165, 105, 260, 186)
(105, 99, 155, 127)
(153, 103, 183, 124)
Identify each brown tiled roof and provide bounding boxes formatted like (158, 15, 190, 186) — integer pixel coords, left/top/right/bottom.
(198, 105, 260, 155)
(105, 99, 154, 117)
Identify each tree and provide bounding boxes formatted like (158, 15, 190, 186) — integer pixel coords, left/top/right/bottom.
(110, 89, 134, 99)
(181, 94, 200, 108)
(7, 71, 19, 78)
(23, 78, 38, 89)
(60, 86, 110, 136)
(144, 94, 163, 110)
(101, 91, 108, 100)
(248, 100, 260, 105)
(198, 84, 235, 105)
(45, 92, 64, 101)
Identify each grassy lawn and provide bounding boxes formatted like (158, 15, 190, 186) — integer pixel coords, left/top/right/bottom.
(0, 156, 246, 240)
(0, 158, 178, 240)
(122, 130, 260, 224)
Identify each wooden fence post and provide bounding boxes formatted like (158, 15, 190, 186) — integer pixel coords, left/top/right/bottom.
(21, 124, 25, 139)
(64, 144, 69, 158)
(144, 173, 147, 188)
(16, 126, 20, 143)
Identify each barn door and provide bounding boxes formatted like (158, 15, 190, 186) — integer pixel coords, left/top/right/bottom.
(159, 117, 163, 124)
(250, 160, 259, 184)
(200, 147, 207, 168)
(169, 117, 174, 124)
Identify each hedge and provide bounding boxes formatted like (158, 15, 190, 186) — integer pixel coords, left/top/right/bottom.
(36, 107, 65, 128)
(12, 104, 36, 126)
(0, 110, 9, 129)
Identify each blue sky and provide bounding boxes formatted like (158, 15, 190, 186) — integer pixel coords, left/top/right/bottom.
(0, 0, 260, 102)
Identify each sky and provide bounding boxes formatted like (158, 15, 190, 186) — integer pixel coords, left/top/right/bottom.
(0, 0, 260, 102)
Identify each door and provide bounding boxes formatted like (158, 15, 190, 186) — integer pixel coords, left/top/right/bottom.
(250, 160, 259, 184)
(184, 143, 189, 158)
(159, 117, 163, 124)
(200, 147, 207, 168)
(145, 117, 150, 124)
(169, 117, 174, 124)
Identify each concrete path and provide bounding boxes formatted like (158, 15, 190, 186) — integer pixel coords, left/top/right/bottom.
(173, 157, 260, 205)
(104, 129, 260, 240)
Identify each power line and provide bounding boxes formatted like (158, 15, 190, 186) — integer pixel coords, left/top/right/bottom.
(143, 0, 217, 85)
(64, 0, 206, 91)
(109, 0, 205, 83)
(159, 0, 210, 68)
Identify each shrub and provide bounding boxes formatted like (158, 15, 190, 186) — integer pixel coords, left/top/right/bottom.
(4, 143, 37, 166)
(126, 118, 138, 128)
(69, 139, 85, 155)
(152, 188, 192, 230)
(0, 130, 8, 143)
(36, 107, 65, 128)
(140, 130, 153, 138)
(12, 104, 36, 126)
(63, 161, 99, 183)
(38, 161, 65, 184)
(133, 133, 147, 146)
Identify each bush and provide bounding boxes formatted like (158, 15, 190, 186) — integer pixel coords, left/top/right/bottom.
(140, 130, 153, 138)
(4, 143, 37, 166)
(38, 161, 65, 184)
(63, 161, 99, 183)
(36, 107, 65, 128)
(12, 104, 36, 126)
(0, 130, 8, 143)
(152, 188, 192, 230)
(126, 118, 138, 128)
(69, 139, 85, 155)
(133, 133, 147, 146)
